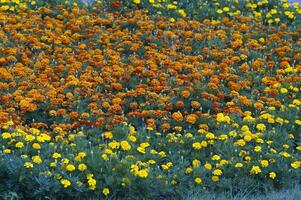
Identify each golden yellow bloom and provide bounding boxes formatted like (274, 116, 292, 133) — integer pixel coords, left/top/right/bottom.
(15, 142, 24, 148)
(194, 177, 202, 184)
(88, 179, 97, 190)
(211, 155, 220, 161)
(235, 163, 243, 168)
(102, 187, 110, 196)
(78, 163, 87, 171)
(1, 132, 11, 139)
(52, 152, 61, 159)
(204, 162, 212, 170)
(32, 155, 42, 164)
(269, 172, 276, 179)
(138, 169, 148, 178)
(213, 169, 223, 176)
(192, 159, 200, 168)
(254, 146, 262, 152)
(66, 164, 76, 172)
(102, 131, 113, 139)
(120, 141, 131, 151)
(32, 143, 41, 150)
(212, 176, 219, 182)
(3, 149, 11, 154)
(260, 160, 269, 168)
(24, 162, 34, 169)
(280, 88, 288, 94)
(185, 167, 193, 174)
(61, 179, 71, 188)
(290, 161, 300, 169)
(256, 123, 266, 132)
(250, 166, 261, 174)
(178, 9, 187, 17)
(192, 142, 202, 150)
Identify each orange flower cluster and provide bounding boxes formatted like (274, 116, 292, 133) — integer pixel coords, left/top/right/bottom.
(0, 6, 300, 132)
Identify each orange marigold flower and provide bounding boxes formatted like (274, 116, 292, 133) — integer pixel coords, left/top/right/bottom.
(175, 101, 184, 109)
(182, 90, 191, 98)
(186, 114, 198, 124)
(172, 111, 184, 122)
(191, 101, 201, 109)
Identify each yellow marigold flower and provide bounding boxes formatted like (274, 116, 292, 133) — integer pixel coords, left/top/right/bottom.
(241, 125, 249, 132)
(66, 164, 76, 172)
(138, 169, 148, 178)
(217, 9, 223, 14)
(102, 187, 110, 196)
(204, 162, 212, 170)
(212, 176, 219, 182)
(166, 162, 173, 168)
(3, 149, 11, 154)
(234, 139, 246, 147)
(78, 163, 87, 171)
(295, 120, 301, 125)
(170, 18, 176, 23)
(137, 146, 146, 154)
(185, 133, 193, 138)
(244, 134, 252, 142)
(192, 142, 202, 150)
(178, 9, 187, 17)
(128, 135, 137, 142)
(290, 161, 300, 169)
(235, 163, 243, 168)
(280, 152, 291, 158)
(32, 143, 41, 150)
(269, 172, 276, 179)
(205, 132, 215, 139)
(108, 141, 120, 149)
(211, 155, 220, 161)
(88, 178, 97, 190)
(167, 4, 177, 9)
(50, 162, 57, 167)
(102, 131, 113, 139)
(260, 160, 269, 168)
(32, 155, 42, 164)
(148, 159, 156, 164)
(250, 166, 261, 174)
(213, 169, 223, 176)
(293, 99, 301, 106)
(192, 159, 200, 168)
(52, 152, 61, 159)
(223, 7, 230, 12)
(1, 132, 11, 139)
(158, 151, 166, 157)
(161, 164, 169, 170)
(280, 88, 288, 94)
(256, 123, 266, 132)
(61, 158, 70, 164)
(185, 167, 193, 174)
(15, 142, 24, 148)
(140, 142, 150, 148)
(254, 146, 262, 152)
(194, 177, 202, 184)
(25, 134, 35, 142)
(24, 162, 34, 169)
(133, 0, 141, 4)
(120, 141, 131, 151)
(60, 179, 71, 188)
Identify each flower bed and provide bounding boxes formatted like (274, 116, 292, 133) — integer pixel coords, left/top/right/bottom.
(0, 0, 300, 199)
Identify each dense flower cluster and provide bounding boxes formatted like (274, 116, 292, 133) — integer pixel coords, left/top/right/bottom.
(0, 0, 300, 199)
